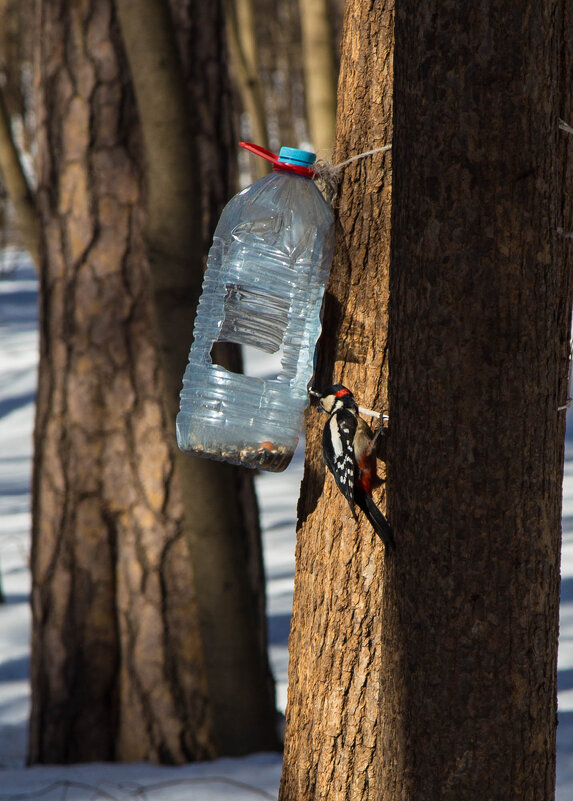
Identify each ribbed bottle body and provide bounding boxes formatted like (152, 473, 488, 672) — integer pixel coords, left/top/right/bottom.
(177, 170, 334, 471)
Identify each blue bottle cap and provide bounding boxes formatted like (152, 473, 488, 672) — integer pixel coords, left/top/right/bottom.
(278, 146, 316, 167)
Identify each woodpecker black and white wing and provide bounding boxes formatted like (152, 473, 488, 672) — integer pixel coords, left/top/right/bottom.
(322, 408, 358, 513)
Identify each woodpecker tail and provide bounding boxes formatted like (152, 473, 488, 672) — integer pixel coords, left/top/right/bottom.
(355, 488, 395, 551)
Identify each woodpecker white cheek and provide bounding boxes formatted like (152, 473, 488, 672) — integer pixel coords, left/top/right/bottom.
(329, 417, 344, 457)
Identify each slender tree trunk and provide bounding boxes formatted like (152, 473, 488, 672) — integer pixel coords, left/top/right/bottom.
(0, 86, 40, 265)
(255, 0, 304, 153)
(279, 3, 394, 799)
(29, 0, 213, 764)
(298, 0, 337, 158)
(116, 0, 278, 755)
(180, 0, 279, 756)
(169, 0, 237, 245)
(381, 2, 572, 798)
(225, 0, 269, 178)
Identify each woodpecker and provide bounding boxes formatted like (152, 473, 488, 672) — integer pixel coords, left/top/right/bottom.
(318, 384, 395, 551)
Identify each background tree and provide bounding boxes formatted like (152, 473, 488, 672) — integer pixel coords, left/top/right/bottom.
(279, 1, 394, 799)
(30, 0, 211, 764)
(27, 0, 276, 763)
(381, 1, 573, 798)
(226, 0, 344, 177)
(115, 0, 277, 757)
(0, 87, 38, 265)
(298, 0, 337, 158)
(0, 0, 38, 263)
(225, 0, 269, 179)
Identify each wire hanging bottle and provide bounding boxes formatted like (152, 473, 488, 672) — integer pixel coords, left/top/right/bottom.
(176, 143, 335, 472)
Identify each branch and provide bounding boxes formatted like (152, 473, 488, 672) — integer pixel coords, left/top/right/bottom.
(0, 86, 40, 267)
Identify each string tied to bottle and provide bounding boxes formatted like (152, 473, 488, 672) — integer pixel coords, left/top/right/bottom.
(240, 141, 393, 202)
(314, 146, 392, 201)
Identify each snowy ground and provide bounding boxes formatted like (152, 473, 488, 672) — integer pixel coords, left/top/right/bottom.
(0, 250, 572, 798)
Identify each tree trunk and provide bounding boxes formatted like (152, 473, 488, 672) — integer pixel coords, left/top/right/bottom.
(381, 2, 572, 799)
(255, 0, 305, 154)
(279, 2, 394, 799)
(181, 0, 279, 756)
(116, 0, 278, 756)
(225, 0, 269, 178)
(0, 86, 40, 265)
(29, 0, 214, 764)
(298, 0, 337, 158)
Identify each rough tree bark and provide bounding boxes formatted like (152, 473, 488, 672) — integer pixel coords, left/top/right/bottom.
(380, 2, 573, 799)
(29, 0, 276, 762)
(279, 2, 394, 799)
(116, 0, 278, 755)
(28, 0, 274, 764)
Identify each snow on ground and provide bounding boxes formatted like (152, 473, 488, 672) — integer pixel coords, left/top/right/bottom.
(557, 447, 573, 798)
(0, 250, 572, 798)
(0, 253, 37, 770)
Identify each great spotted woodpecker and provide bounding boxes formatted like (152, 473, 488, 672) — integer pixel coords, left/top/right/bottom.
(318, 384, 395, 551)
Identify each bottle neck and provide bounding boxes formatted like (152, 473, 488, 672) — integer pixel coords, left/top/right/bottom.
(239, 141, 316, 178)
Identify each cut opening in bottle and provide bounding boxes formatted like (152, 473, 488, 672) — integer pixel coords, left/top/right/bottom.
(241, 343, 284, 380)
(209, 342, 285, 381)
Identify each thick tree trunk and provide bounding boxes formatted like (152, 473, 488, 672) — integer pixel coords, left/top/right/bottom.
(279, 3, 394, 799)
(29, 0, 213, 764)
(382, 2, 572, 799)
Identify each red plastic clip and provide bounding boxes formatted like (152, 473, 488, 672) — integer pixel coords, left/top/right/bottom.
(239, 142, 315, 178)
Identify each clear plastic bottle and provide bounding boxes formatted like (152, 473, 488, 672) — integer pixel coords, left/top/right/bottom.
(176, 145, 335, 471)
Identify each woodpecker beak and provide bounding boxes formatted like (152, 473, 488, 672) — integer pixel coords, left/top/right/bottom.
(308, 387, 328, 412)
